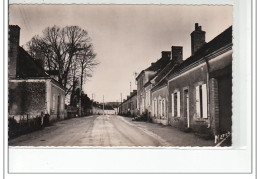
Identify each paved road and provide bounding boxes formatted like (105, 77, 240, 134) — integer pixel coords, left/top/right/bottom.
(8, 115, 214, 147)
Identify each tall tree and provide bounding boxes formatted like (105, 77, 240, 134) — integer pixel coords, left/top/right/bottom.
(26, 25, 98, 99)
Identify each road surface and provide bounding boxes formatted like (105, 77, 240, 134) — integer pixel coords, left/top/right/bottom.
(8, 115, 214, 146)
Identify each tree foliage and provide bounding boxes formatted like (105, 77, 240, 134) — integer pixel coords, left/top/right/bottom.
(26, 25, 99, 104)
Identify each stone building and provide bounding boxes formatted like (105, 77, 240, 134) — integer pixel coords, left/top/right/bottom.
(167, 24, 232, 141)
(136, 51, 171, 116)
(8, 25, 66, 122)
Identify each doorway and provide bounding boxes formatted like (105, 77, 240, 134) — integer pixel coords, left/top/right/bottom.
(57, 95, 60, 119)
(218, 74, 232, 134)
(184, 89, 190, 128)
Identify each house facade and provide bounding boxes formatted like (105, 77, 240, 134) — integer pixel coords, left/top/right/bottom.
(136, 51, 171, 115)
(151, 46, 183, 125)
(167, 24, 232, 141)
(8, 25, 66, 122)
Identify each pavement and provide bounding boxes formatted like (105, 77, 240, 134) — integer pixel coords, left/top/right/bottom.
(8, 115, 215, 147)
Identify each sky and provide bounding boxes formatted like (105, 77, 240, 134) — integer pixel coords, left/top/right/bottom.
(9, 5, 232, 103)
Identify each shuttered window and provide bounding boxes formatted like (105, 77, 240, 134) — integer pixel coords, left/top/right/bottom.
(195, 84, 208, 118)
(172, 91, 180, 117)
(52, 94, 56, 111)
(177, 91, 180, 117)
(172, 93, 174, 117)
(202, 84, 208, 118)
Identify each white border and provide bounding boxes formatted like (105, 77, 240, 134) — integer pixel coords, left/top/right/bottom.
(3, 0, 256, 177)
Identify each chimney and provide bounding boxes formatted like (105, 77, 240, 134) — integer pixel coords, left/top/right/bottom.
(161, 51, 171, 59)
(190, 23, 206, 55)
(35, 49, 45, 69)
(130, 92, 133, 96)
(171, 46, 183, 63)
(127, 95, 130, 100)
(9, 25, 20, 78)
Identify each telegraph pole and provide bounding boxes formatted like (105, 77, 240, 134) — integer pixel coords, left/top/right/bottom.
(92, 93, 94, 115)
(103, 95, 104, 115)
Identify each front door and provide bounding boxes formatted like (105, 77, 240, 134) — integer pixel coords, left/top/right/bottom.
(57, 95, 60, 119)
(218, 74, 232, 134)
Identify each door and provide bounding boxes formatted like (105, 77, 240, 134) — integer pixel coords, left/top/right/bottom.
(184, 89, 190, 128)
(218, 74, 232, 134)
(57, 95, 60, 119)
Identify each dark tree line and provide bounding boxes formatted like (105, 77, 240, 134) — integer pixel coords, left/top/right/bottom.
(26, 25, 99, 106)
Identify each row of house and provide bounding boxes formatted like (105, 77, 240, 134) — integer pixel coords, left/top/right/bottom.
(119, 23, 232, 141)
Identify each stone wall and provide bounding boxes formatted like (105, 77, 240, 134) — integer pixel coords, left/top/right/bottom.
(9, 81, 46, 117)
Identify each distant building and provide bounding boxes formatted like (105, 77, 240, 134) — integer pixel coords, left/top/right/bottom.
(119, 90, 137, 117)
(8, 25, 66, 122)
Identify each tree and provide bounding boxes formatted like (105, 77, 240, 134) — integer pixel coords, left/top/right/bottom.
(26, 26, 99, 101)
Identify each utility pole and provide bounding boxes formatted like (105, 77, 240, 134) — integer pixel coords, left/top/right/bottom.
(92, 93, 94, 115)
(103, 95, 104, 115)
(130, 81, 132, 93)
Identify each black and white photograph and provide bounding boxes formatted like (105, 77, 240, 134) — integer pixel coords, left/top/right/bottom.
(8, 4, 232, 147)
(4, 0, 255, 176)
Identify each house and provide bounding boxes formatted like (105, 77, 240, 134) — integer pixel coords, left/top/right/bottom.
(8, 25, 66, 122)
(136, 51, 171, 116)
(167, 23, 232, 141)
(151, 46, 183, 125)
(119, 90, 137, 117)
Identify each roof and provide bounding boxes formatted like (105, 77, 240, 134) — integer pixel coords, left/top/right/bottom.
(16, 47, 66, 91)
(136, 56, 170, 80)
(167, 25, 232, 80)
(17, 47, 49, 78)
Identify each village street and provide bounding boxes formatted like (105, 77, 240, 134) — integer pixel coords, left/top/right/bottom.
(8, 115, 215, 147)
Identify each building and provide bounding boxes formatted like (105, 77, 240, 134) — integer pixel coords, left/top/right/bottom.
(136, 51, 171, 116)
(119, 90, 137, 117)
(167, 24, 232, 141)
(8, 25, 66, 122)
(151, 46, 183, 125)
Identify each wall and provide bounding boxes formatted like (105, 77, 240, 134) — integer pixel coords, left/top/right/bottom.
(168, 62, 208, 132)
(167, 50, 232, 136)
(9, 80, 46, 119)
(151, 85, 168, 125)
(47, 80, 66, 121)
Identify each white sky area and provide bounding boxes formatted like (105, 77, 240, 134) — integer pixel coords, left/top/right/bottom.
(9, 5, 232, 103)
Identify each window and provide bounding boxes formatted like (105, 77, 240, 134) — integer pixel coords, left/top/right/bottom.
(147, 90, 150, 106)
(162, 99, 165, 117)
(172, 91, 180, 117)
(195, 84, 208, 118)
(52, 94, 56, 111)
(154, 98, 157, 117)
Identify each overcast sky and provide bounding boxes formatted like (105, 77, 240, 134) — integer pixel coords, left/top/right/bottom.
(9, 5, 232, 103)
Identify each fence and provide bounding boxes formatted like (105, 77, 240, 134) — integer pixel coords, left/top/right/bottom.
(8, 114, 50, 139)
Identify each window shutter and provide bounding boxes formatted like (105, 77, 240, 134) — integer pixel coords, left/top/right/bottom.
(164, 99, 166, 117)
(177, 91, 180, 117)
(195, 86, 201, 118)
(160, 100, 162, 116)
(202, 84, 208, 118)
(152, 100, 154, 116)
(172, 93, 174, 117)
(155, 99, 157, 117)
